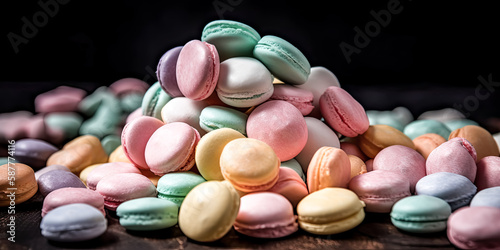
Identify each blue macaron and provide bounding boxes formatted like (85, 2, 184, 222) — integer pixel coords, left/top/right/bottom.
(470, 186, 500, 208)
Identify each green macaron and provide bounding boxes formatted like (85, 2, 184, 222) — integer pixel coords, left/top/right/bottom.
(253, 35, 311, 85)
(156, 172, 206, 207)
(116, 197, 178, 231)
(141, 81, 172, 120)
(101, 134, 121, 155)
(443, 119, 479, 131)
(403, 119, 451, 140)
(199, 105, 248, 135)
(390, 195, 451, 233)
(45, 112, 83, 139)
(202, 20, 261, 61)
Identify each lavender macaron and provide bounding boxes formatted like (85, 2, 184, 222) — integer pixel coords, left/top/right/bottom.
(37, 170, 86, 197)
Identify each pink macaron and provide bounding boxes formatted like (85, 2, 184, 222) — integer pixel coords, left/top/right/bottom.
(42, 187, 105, 217)
(247, 100, 308, 162)
(234, 192, 298, 238)
(108, 77, 149, 96)
(372, 145, 426, 193)
(86, 162, 142, 190)
(269, 84, 314, 116)
(475, 156, 500, 191)
(319, 86, 369, 137)
(348, 170, 412, 213)
(267, 167, 309, 208)
(426, 137, 477, 182)
(176, 40, 220, 101)
(35, 86, 86, 113)
(121, 116, 164, 169)
(447, 206, 500, 249)
(96, 173, 157, 211)
(340, 142, 369, 161)
(145, 122, 200, 176)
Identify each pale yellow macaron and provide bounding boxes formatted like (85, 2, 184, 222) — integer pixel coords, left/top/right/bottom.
(219, 138, 280, 193)
(195, 128, 245, 181)
(297, 187, 366, 235)
(179, 180, 240, 242)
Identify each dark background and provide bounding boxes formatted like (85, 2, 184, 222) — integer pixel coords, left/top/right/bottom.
(1, 0, 500, 127)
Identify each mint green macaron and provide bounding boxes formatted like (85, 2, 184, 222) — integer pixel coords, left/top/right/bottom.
(443, 119, 479, 131)
(141, 81, 172, 120)
(156, 172, 206, 207)
(116, 197, 178, 231)
(45, 112, 83, 139)
(202, 20, 261, 61)
(390, 195, 451, 233)
(253, 35, 311, 85)
(101, 134, 121, 155)
(403, 119, 451, 140)
(199, 105, 248, 135)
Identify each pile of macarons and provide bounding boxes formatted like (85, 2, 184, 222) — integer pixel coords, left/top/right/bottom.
(1, 20, 500, 249)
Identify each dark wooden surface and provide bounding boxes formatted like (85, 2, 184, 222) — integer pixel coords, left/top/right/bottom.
(1, 192, 457, 250)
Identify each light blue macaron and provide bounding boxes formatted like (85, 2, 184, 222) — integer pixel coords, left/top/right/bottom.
(403, 119, 451, 140)
(366, 110, 405, 131)
(45, 112, 83, 139)
(415, 172, 477, 211)
(253, 35, 310, 85)
(141, 81, 172, 120)
(443, 119, 479, 132)
(470, 186, 500, 209)
(199, 105, 248, 135)
(40, 203, 107, 242)
(116, 197, 178, 231)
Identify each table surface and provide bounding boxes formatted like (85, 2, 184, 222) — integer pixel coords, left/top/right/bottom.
(1, 192, 457, 250)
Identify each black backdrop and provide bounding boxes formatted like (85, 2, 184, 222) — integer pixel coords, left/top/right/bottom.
(2, 0, 500, 127)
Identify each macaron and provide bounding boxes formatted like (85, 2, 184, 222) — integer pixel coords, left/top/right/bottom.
(35, 86, 86, 113)
(216, 57, 273, 108)
(179, 181, 240, 242)
(280, 159, 306, 182)
(357, 124, 415, 158)
(195, 128, 245, 181)
(156, 171, 206, 207)
(121, 116, 164, 169)
(40, 203, 107, 242)
(42, 187, 105, 217)
(79, 91, 122, 139)
(35, 164, 71, 180)
(199, 105, 248, 135)
(320, 86, 369, 137)
(145, 122, 200, 176)
(296, 117, 340, 172)
(475, 156, 500, 190)
(0, 163, 38, 206)
(366, 110, 405, 131)
(426, 137, 477, 182)
(348, 155, 367, 179)
(77, 86, 110, 116)
(412, 133, 447, 159)
(176, 40, 220, 101)
(269, 84, 314, 116)
(297, 188, 365, 235)
(443, 119, 479, 131)
(219, 138, 280, 193)
(372, 145, 426, 193)
(417, 108, 465, 122)
(116, 197, 179, 231)
(108, 145, 132, 164)
(234, 192, 298, 238)
(15, 138, 59, 169)
(160, 97, 208, 136)
(470, 186, 500, 208)
(449, 125, 500, 161)
(253, 35, 311, 85)
(415, 172, 477, 211)
(447, 206, 500, 249)
(247, 100, 308, 162)
(156, 46, 183, 97)
(108, 77, 149, 96)
(341, 142, 369, 161)
(201, 20, 261, 61)
(307, 147, 351, 193)
(403, 119, 451, 140)
(37, 170, 86, 197)
(100, 134, 121, 155)
(85, 162, 142, 190)
(349, 170, 411, 213)
(96, 173, 157, 211)
(141, 81, 172, 120)
(267, 167, 309, 208)
(390, 195, 451, 233)
(79, 164, 101, 186)
(44, 112, 83, 139)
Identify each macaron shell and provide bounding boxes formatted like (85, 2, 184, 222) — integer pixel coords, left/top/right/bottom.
(358, 125, 415, 158)
(116, 197, 179, 230)
(37, 170, 86, 197)
(42, 187, 105, 217)
(199, 105, 248, 135)
(0, 163, 38, 206)
(470, 186, 500, 208)
(267, 167, 309, 208)
(156, 171, 206, 207)
(320, 86, 369, 137)
(157, 46, 184, 97)
(15, 138, 58, 169)
(475, 156, 500, 190)
(160, 97, 208, 136)
(449, 125, 500, 161)
(307, 147, 351, 193)
(121, 116, 164, 169)
(176, 40, 219, 101)
(403, 119, 451, 140)
(412, 133, 447, 159)
(270, 84, 314, 116)
(348, 155, 367, 179)
(447, 206, 500, 249)
(141, 82, 172, 120)
(426, 137, 477, 182)
(86, 162, 142, 190)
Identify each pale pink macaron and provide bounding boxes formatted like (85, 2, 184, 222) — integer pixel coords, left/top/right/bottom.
(269, 84, 314, 116)
(121, 116, 164, 169)
(23, 114, 65, 145)
(109, 77, 149, 96)
(267, 167, 309, 208)
(0, 111, 32, 141)
(35, 86, 86, 113)
(247, 100, 308, 162)
(145, 122, 200, 176)
(96, 173, 157, 211)
(234, 192, 298, 238)
(176, 40, 220, 101)
(426, 137, 477, 182)
(373, 145, 426, 193)
(125, 107, 143, 124)
(86, 162, 142, 190)
(42, 187, 105, 217)
(348, 170, 411, 213)
(319, 86, 369, 137)
(475, 156, 500, 191)
(341, 142, 369, 161)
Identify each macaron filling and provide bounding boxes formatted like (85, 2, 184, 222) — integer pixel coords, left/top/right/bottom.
(234, 218, 298, 238)
(299, 208, 365, 234)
